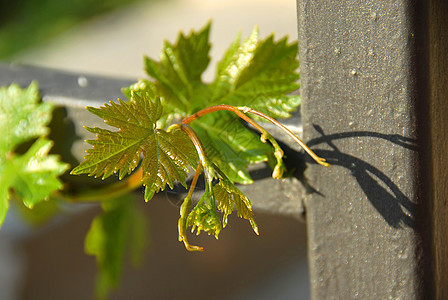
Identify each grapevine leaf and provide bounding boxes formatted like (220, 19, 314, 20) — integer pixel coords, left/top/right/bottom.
(144, 22, 211, 113)
(121, 79, 177, 129)
(11, 138, 69, 208)
(214, 31, 241, 90)
(0, 83, 68, 226)
(137, 23, 299, 183)
(186, 190, 221, 239)
(209, 28, 258, 102)
(0, 82, 52, 154)
(85, 195, 147, 299)
(71, 92, 198, 201)
(210, 28, 301, 119)
(214, 175, 258, 234)
(179, 164, 259, 250)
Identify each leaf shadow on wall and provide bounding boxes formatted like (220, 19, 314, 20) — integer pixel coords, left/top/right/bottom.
(304, 124, 418, 229)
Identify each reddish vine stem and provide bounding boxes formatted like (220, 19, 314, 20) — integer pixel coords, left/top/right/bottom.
(239, 107, 329, 167)
(178, 160, 204, 252)
(179, 124, 215, 206)
(182, 104, 329, 167)
(182, 104, 266, 133)
(187, 162, 203, 201)
(179, 124, 209, 169)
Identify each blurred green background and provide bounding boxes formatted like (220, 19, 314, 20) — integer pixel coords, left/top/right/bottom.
(0, 0, 146, 59)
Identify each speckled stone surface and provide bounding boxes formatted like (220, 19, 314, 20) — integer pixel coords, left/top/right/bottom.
(297, 1, 423, 299)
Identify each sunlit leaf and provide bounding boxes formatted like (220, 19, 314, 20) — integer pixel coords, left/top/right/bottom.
(214, 175, 258, 234)
(186, 191, 221, 239)
(0, 83, 68, 226)
(211, 29, 301, 119)
(71, 92, 198, 201)
(0, 82, 52, 154)
(144, 22, 211, 114)
(179, 167, 259, 250)
(12, 138, 69, 208)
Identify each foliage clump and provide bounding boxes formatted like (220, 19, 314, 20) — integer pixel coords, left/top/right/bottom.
(73, 23, 327, 253)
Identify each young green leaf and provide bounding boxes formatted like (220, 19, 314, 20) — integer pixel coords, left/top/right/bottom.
(71, 92, 198, 201)
(85, 195, 147, 299)
(0, 83, 68, 226)
(186, 197, 222, 239)
(211, 30, 301, 119)
(178, 162, 259, 251)
(214, 175, 258, 234)
(10, 138, 69, 208)
(144, 22, 211, 113)
(121, 79, 178, 129)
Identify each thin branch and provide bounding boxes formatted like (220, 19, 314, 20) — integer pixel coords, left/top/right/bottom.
(65, 167, 144, 203)
(186, 162, 202, 201)
(180, 124, 216, 209)
(182, 104, 265, 133)
(180, 124, 209, 169)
